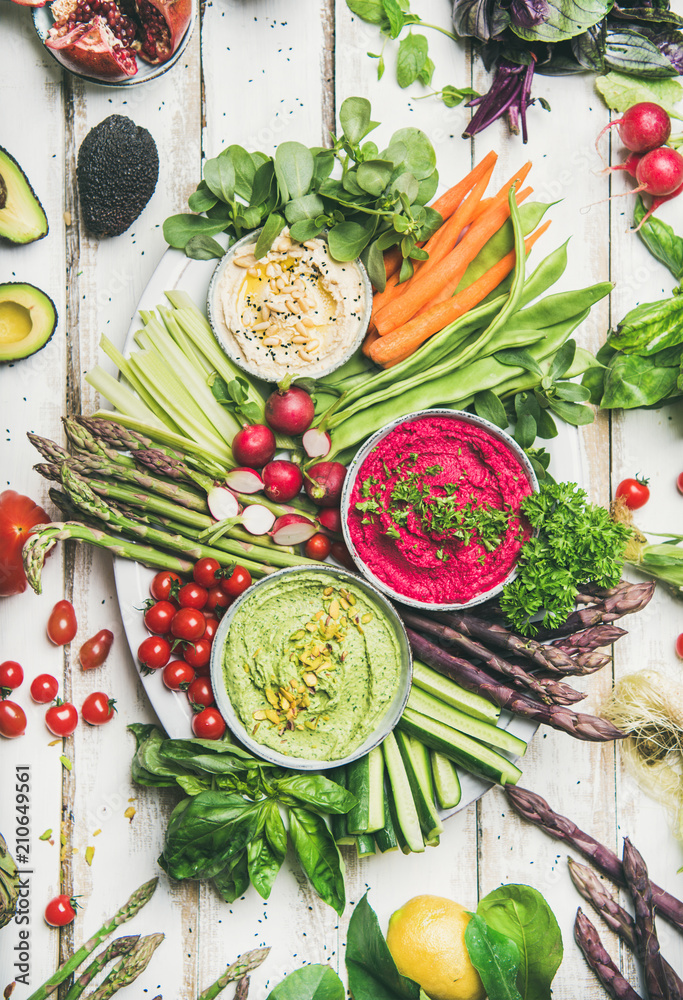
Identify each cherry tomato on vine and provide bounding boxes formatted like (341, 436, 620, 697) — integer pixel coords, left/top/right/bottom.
(193, 557, 222, 589)
(150, 571, 183, 602)
(143, 601, 176, 635)
(222, 566, 252, 598)
(203, 617, 219, 643)
(0, 700, 26, 738)
(137, 635, 171, 671)
(183, 639, 212, 672)
(676, 634, 683, 659)
(615, 476, 650, 510)
(677, 473, 683, 496)
(31, 673, 59, 704)
(79, 629, 114, 670)
(44, 895, 78, 927)
(81, 692, 116, 726)
(205, 584, 232, 614)
(171, 608, 205, 642)
(304, 533, 332, 561)
(162, 661, 196, 691)
(178, 582, 208, 610)
(47, 600, 78, 646)
(187, 676, 214, 708)
(45, 701, 78, 737)
(191, 707, 226, 740)
(0, 660, 24, 693)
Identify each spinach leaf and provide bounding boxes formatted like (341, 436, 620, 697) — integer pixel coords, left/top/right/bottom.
(163, 791, 265, 880)
(226, 144, 258, 202)
(346, 892, 421, 1000)
(634, 197, 683, 280)
(601, 351, 680, 407)
(267, 964, 344, 1000)
(477, 884, 562, 1000)
(512, 0, 611, 43)
(213, 850, 249, 903)
(274, 774, 356, 814)
(188, 181, 218, 213)
(163, 213, 229, 250)
(274, 143, 315, 201)
(255, 212, 286, 258)
(610, 294, 683, 355)
(595, 69, 683, 110)
(185, 235, 226, 261)
(339, 97, 380, 145)
(389, 127, 437, 180)
(288, 807, 346, 916)
(204, 154, 236, 204)
(464, 913, 522, 1000)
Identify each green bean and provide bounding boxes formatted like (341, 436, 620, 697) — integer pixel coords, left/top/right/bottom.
(456, 200, 554, 292)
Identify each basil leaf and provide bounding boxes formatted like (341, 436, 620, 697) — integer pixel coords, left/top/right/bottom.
(611, 294, 683, 355)
(264, 799, 288, 859)
(453, 0, 510, 40)
(188, 181, 218, 213)
(213, 850, 249, 903)
(185, 235, 226, 261)
(267, 964, 344, 1000)
(339, 96, 379, 145)
(346, 0, 388, 26)
(175, 774, 210, 796)
(247, 833, 283, 900)
(357, 159, 394, 196)
(548, 339, 577, 380)
(346, 892, 421, 1000)
(204, 154, 236, 204)
(512, 0, 611, 42)
(634, 197, 683, 280)
(601, 352, 679, 408)
(474, 389, 509, 429)
(327, 221, 373, 261)
(383, 0, 405, 37)
(477, 884, 563, 1000)
(571, 24, 605, 71)
(419, 54, 435, 85)
(464, 913, 523, 1000)
(546, 398, 595, 425)
(163, 213, 228, 250)
(595, 69, 683, 112)
(288, 807, 346, 916)
(396, 34, 429, 88)
(441, 84, 481, 106)
(604, 26, 679, 76)
(275, 142, 314, 201)
(389, 127, 437, 179)
(274, 774, 356, 814)
(162, 791, 264, 880)
(255, 212, 286, 258)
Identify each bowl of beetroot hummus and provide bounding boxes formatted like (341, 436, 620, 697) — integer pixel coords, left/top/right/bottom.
(342, 410, 538, 610)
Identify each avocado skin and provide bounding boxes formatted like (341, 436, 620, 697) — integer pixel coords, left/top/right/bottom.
(0, 146, 49, 245)
(77, 115, 159, 237)
(0, 282, 58, 363)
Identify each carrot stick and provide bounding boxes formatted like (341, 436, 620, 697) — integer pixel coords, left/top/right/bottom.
(362, 323, 380, 357)
(369, 221, 551, 366)
(373, 182, 532, 337)
(471, 196, 493, 220)
(382, 246, 403, 281)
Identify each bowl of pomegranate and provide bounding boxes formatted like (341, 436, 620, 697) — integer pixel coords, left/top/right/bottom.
(341, 409, 539, 611)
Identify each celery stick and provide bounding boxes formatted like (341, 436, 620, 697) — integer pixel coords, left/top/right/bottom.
(100, 336, 183, 432)
(91, 410, 233, 467)
(86, 368, 162, 426)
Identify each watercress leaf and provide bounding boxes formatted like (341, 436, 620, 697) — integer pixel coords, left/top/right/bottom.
(274, 774, 356, 814)
(553, 381, 592, 402)
(363, 238, 389, 290)
(514, 411, 537, 449)
(634, 197, 683, 280)
(611, 294, 683, 355)
(267, 965, 344, 1000)
(477, 884, 563, 1000)
(255, 212, 286, 259)
(204, 154, 236, 204)
(391, 171, 419, 204)
(464, 913, 523, 1000)
(418, 54, 435, 86)
(248, 833, 283, 900)
(361, 140, 379, 159)
(163, 213, 228, 250)
(275, 142, 315, 201)
(514, 391, 541, 422)
(346, 892, 421, 1000)
(383, 0, 406, 37)
(474, 389, 509, 429)
(285, 193, 327, 224)
(398, 256, 414, 282)
(250, 160, 276, 208)
(339, 96, 380, 145)
(604, 26, 679, 76)
(346, 0, 388, 26)
(357, 159, 394, 196)
(342, 169, 366, 198)
(327, 221, 373, 260)
(512, 0, 612, 43)
(494, 348, 544, 376)
(536, 407, 558, 438)
(288, 806, 346, 915)
(188, 181, 218, 213)
(162, 791, 265, 880)
(313, 148, 336, 186)
(409, 246, 429, 260)
(213, 849, 249, 903)
(184, 235, 226, 261)
(547, 338, 577, 380)
(546, 397, 595, 425)
(416, 203, 442, 237)
(396, 33, 429, 88)
(595, 69, 683, 112)
(382, 140, 409, 169)
(290, 219, 326, 242)
(601, 352, 679, 408)
(390, 127, 437, 179)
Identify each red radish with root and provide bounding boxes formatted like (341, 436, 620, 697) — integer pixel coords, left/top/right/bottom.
(302, 427, 331, 458)
(262, 461, 304, 502)
(241, 505, 276, 535)
(318, 508, 343, 536)
(207, 487, 239, 521)
(232, 425, 276, 468)
(271, 513, 318, 546)
(635, 179, 683, 230)
(605, 151, 642, 178)
(224, 468, 264, 494)
(596, 102, 672, 154)
(305, 462, 346, 508)
(633, 146, 683, 197)
(265, 380, 315, 435)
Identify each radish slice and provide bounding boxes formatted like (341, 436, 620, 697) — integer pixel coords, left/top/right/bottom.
(241, 504, 276, 535)
(207, 486, 240, 521)
(271, 513, 318, 545)
(225, 467, 265, 494)
(302, 427, 331, 458)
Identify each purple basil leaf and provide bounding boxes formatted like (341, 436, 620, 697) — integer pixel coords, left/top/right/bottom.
(509, 0, 550, 31)
(452, 0, 510, 41)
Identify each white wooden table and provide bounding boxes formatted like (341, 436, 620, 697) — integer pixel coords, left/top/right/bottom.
(1, 3, 683, 996)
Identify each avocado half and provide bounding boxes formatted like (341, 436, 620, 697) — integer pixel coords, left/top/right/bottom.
(0, 283, 57, 362)
(0, 147, 48, 245)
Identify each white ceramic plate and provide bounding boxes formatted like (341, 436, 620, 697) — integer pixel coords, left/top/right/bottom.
(113, 242, 584, 816)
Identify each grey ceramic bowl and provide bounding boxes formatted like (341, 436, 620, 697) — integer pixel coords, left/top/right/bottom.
(206, 227, 373, 384)
(209, 565, 412, 771)
(341, 408, 540, 612)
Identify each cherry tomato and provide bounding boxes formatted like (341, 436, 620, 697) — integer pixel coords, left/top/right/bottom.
(0, 490, 50, 596)
(330, 540, 355, 570)
(81, 692, 116, 726)
(187, 676, 214, 708)
(222, 566, 252, 598)
(193, 557, 222, 589)
(203, 617, 219, 643)
(304, 532, 332, 561)
(191, 707, 226, 740)
(183, 639, 212, 671)
(45, 701, 78, 737)
(0, 660, 24, 693)
(0, 700, 26, 738)
(138, 635, 171, 671)
(178, 582, 208, 610)
(47, 600, 78, 646)
(31, 673, 59, 704)
(615, 475, 650, 510)
(44, 895, 78, 927)
(171, 608, 205, 642)
(677, 473, 683, 496)
(676, 634, 683, 659)
(79, 629, 114, 670)
(143, 600, 176, 635)
(162, 661, 196, 691)
(150, 570, 183, 602)
(205, 584, 232, 614)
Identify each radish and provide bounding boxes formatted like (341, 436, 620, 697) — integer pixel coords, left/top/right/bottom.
(224, 467, 264, 494)
(265, 383, 315, 435)
(634, 146, 683, 196)
(207, 487, 239, 521)
(302, 426, 332, 458)
(241, 504, 276, 535)
(305, 462, 347, 508)
(271, 513, 318, 545)
(232, 424, 276, 468)
(262, 460, 304, 502)
(318, 507, 343, 536)
(596, 102, 671, 154)
(605, 151, 642, 178)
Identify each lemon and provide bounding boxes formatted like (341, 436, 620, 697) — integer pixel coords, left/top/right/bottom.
(386, 894, 485, 1000)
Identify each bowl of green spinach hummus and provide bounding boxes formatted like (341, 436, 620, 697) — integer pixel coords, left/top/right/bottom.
(210, 565, 412, 770)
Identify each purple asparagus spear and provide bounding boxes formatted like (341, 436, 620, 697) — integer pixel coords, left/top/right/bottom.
(574, 908, 644, 1000)
(623, 838, 672, 1000)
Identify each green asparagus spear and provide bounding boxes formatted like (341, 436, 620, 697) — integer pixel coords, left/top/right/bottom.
(62, 418, 137, 467)
(84, 933, 164, 1000)
(64, 937, 139, 1000)
(25, 878, 158, 1000)
(197, 948, 270, 1000)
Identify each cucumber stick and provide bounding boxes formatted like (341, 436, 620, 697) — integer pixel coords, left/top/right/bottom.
(412, 659, 500, 723)
(430, 751, 461, 810)
(347, 746, 385, 834)
(355, 833, 376, 859)
(395, 731, 444, 842)
(374, 782, 399, 853)
(328, 767, 355, 846)
(382, 732, 425, 853)
(399, 708, 522, 787)
(408, 686, 527, 758)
